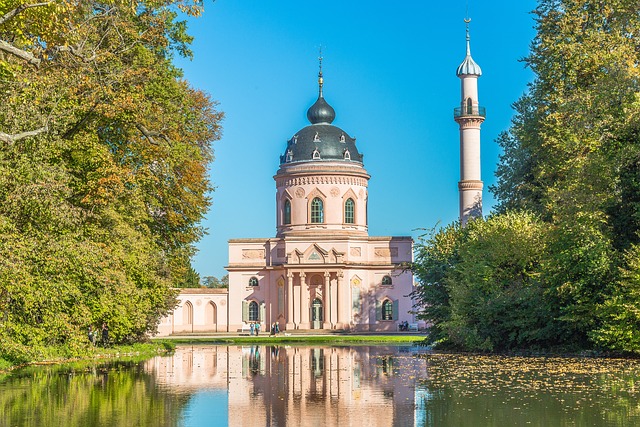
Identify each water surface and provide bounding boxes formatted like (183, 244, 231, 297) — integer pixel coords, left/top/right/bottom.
(1, 345, 639, 426)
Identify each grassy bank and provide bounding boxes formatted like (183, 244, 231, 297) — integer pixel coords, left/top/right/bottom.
(160, 335, 426, 345)
(0, 340, 176, 375)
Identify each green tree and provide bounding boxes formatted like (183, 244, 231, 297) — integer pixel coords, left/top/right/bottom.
(175, 265, 201, 288)
(410, 223, 464, 346)
(202, 274, 228, 288)
(412, 213, 555, 351)
(0, 1, 222, 362)
(589, 243, 640, 352)
(487, 0, 640, 352)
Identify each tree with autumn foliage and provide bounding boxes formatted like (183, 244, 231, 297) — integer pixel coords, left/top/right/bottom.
(413, 0, 640, 353)
(0, 0, 222, 363)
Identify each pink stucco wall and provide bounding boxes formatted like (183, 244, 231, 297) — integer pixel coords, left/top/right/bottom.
(156, 288, 229, 336)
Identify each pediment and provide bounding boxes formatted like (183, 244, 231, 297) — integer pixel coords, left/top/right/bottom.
(328, 248, 345, 264)
(307, 187, 327, 201)
(281, 188, 293, 201)
(341, 188, 358, 201)
(286, 248, 304, 264)
(303, 244, 328, 264)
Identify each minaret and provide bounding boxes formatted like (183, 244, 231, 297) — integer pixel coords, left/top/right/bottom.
(454, 18, 485, 225)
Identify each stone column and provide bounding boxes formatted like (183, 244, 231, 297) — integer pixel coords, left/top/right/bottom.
(331, 273, 340, 329)
(323, 271, 331, 329)
(286, 271, 295, 330)
(299, 272, 309, 329)
(336, 270, 345, 328)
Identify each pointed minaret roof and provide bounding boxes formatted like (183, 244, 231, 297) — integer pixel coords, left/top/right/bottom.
(307, 48, 336, 124)
(456, 18, 482, 77)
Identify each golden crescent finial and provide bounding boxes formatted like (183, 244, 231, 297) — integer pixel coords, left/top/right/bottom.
(464, 18, 471, 24)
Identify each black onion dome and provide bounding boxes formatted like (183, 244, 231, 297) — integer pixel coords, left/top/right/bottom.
(307, 96, 336, 124)
(280, 68, 363, 166)
(280, 120, 363, 165)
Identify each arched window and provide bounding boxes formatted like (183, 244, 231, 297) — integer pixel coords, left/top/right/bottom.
(249, 277, 259, 287)
(382, 300, 393, 321)
(183, 301, 193, 326)
(466, 98, 473, 114)
(206, 302, 217, 326)
(311, 197, 324, 223)
(343, 149, 351, 160)
(345, 198, 355, 224)
(249, 301, 259, 321)
(382, 275, 392, 286)
(283, 199, 291, 225)
(312, 148, 321, 159)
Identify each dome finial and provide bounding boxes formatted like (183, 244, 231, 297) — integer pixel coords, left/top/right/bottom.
(464, 17, 471, 56)
(307, 46, 336, 124)
(456, 17, 482, 76)
(318, 45, 324, 97)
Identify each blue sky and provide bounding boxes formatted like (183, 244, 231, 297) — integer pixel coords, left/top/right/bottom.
(174, 1, 538, 279)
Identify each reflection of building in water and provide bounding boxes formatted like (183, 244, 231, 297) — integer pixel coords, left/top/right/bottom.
(146, 345, 229, 392)
(147, 345, 427, 426)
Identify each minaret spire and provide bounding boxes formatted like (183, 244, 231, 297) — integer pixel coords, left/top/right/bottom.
(454, 18, 485, 225)
(465, 18, 471, 56)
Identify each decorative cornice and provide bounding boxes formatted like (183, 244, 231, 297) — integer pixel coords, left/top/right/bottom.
(458, 180, 484, 190)
(454, 116, 485, 128)
(276, 175, 369, 187)
(276, 163, 370, 178)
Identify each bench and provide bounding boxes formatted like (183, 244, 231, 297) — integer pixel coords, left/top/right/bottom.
(238, 323, 251, 333)
(398, 322, 419, 332)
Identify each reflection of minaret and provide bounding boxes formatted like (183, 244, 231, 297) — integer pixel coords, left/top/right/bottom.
(454, 18, 485, 225)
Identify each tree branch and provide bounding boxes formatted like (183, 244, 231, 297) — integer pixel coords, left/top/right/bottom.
(0, 2, 55, 66)
(0, 1, 52, 26)
(0, 39, 40, 66)
(136, 124, 169, 145)
(0, 126, 48, 144)
(55, 45, 96, 62)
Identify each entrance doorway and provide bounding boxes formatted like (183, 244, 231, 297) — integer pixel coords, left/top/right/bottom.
(311, 298, 323, 329)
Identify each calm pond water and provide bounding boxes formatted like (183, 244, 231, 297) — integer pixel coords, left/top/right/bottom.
(1, 345, 640, 426)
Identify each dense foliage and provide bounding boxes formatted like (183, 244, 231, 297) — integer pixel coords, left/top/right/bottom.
(0, 1, 222, 363)
(412, 0, 640, 353)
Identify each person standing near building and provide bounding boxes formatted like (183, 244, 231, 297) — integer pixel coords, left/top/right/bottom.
(101, 323, 109, 347)
(250, 322, 255, 336)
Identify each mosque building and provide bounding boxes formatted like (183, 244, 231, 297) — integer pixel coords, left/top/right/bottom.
(225, 58, 415, 333)
(156, 21, 483, 335)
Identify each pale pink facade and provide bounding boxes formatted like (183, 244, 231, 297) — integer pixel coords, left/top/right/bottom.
(156, 288, 228, 336)
(226, 69, 415, 333)
(227, 235, 413, 332)
(156, 71, 416, 335)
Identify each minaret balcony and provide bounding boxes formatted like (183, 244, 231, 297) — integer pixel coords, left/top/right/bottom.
(453, 106, 486, 118)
